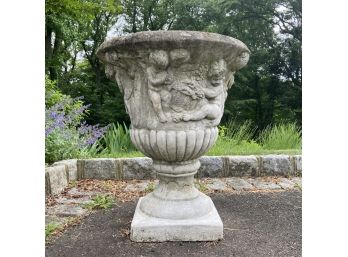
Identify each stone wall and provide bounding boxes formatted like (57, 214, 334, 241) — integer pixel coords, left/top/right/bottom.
(46, 155, 302, 195)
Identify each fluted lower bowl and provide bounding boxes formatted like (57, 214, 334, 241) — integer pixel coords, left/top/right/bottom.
(130, 127, 218, 162)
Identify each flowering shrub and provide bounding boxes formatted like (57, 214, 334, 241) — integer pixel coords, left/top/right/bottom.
(45, 78, 108, 163)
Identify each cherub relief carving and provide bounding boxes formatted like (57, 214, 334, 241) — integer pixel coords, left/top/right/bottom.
(181, 59, 227, 123)
(169, 49, 190, 68)
(147, 50, 173, 123)
(106, 51, 138, 116)
(115, 65, 135, 115)
(112, 47, 231, 125)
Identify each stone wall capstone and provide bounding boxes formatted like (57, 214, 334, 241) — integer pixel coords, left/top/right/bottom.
(47, 155, 302, 195)
(45, 165, 69, 195)
(52, 159, 77, 180)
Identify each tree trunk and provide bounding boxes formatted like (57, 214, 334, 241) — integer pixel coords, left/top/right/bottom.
(45, 24, 52, 75)
(132, 0, 137, 33)
(254, 75, 263, 130)
(266, 76, 277, 125)
(95, 62, 104, 105)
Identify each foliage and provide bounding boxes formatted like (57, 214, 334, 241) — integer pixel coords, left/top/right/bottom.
(83, 195, 115, 210)
(144, 182, 156, 193)
(208, 137, 263, 156)
(82, 122, 136, 157)
(213, 121, 262, 155)
(207, 138, 300, 156)
(46, 0, 124, 127)
(294, 182, 302, 190)
(46, 118, 301, 161)
(45, 223, 61, 238)
(45, 78, 108, 164)
(98, 123, 136, 154)
(95, 145, 300, 158)
(45, 217, 81, 242)
(259, 123, 302, 150)
(94, 122, 301, 158)
(208, 121, 301, 156)
(195, 180, 208, 192)
(224, 120, 257, 143)
(93, 150, 143, 159)
(122, 0, 176, 32)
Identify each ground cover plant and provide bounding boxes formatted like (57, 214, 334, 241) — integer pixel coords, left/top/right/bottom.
(144, 182, 156, 193)
(83, 195, 115, 210)
(45, 223, 61, 239)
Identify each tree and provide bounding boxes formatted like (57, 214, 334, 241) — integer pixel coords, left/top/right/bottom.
(46, 0, 127, 126)
(122, 0, 175, 32)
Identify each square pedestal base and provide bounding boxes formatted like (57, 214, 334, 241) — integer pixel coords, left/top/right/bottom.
(130, 197, 223, 242)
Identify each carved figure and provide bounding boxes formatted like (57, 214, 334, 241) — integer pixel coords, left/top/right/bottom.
(169, 49, 190, 67)
(182, 59, 227, 122)
(114, 61, 136, 115)
(147, 50, 172, 123)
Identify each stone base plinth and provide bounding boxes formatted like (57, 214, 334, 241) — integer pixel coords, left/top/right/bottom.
(130, 197, 223, 242)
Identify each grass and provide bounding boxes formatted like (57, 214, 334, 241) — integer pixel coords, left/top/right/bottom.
(86, 122, 301, 158)
(294, 182, 302, 190)
(83, 195, 115, 210)
(206, 137, 301, 156)
(224, 119, 256, 143)
(144, 182, 156, 193)
(101, 123, 136, 153)
(195, 179, 208, 192)
(93, 151, 144, 159)
(68, 180, 77, 188)
(101, 181, 114, 191)
(45, 223, 61, 238)
(45, 217, 82, 242)
(259, 123, 302, 150)
(88, 123, 136, 156)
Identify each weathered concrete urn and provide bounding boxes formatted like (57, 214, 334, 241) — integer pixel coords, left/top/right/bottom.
(97, 31, 250, 242)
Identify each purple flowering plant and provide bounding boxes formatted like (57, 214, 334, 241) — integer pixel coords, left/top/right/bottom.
(45, 77, 108, 163)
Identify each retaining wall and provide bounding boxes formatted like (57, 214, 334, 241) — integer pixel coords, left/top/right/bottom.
(45, 155, 301, 196)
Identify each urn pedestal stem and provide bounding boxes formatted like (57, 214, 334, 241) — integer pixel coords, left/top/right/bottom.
(97, 30, 250, 242)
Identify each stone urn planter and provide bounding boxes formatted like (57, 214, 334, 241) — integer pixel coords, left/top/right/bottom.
(97, 31, 249, 242)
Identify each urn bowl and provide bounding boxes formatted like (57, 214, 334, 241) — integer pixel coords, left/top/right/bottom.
(97, 31, 250, 167)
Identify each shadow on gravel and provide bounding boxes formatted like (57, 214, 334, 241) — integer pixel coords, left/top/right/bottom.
(46, 191, 301, 257)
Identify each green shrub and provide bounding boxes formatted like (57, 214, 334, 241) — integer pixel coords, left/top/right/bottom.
(45, 130, 81, 163)
(259, 123, 302, 150)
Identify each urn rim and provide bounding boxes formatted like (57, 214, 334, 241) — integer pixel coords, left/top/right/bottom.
(97, 30, 250, 64)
